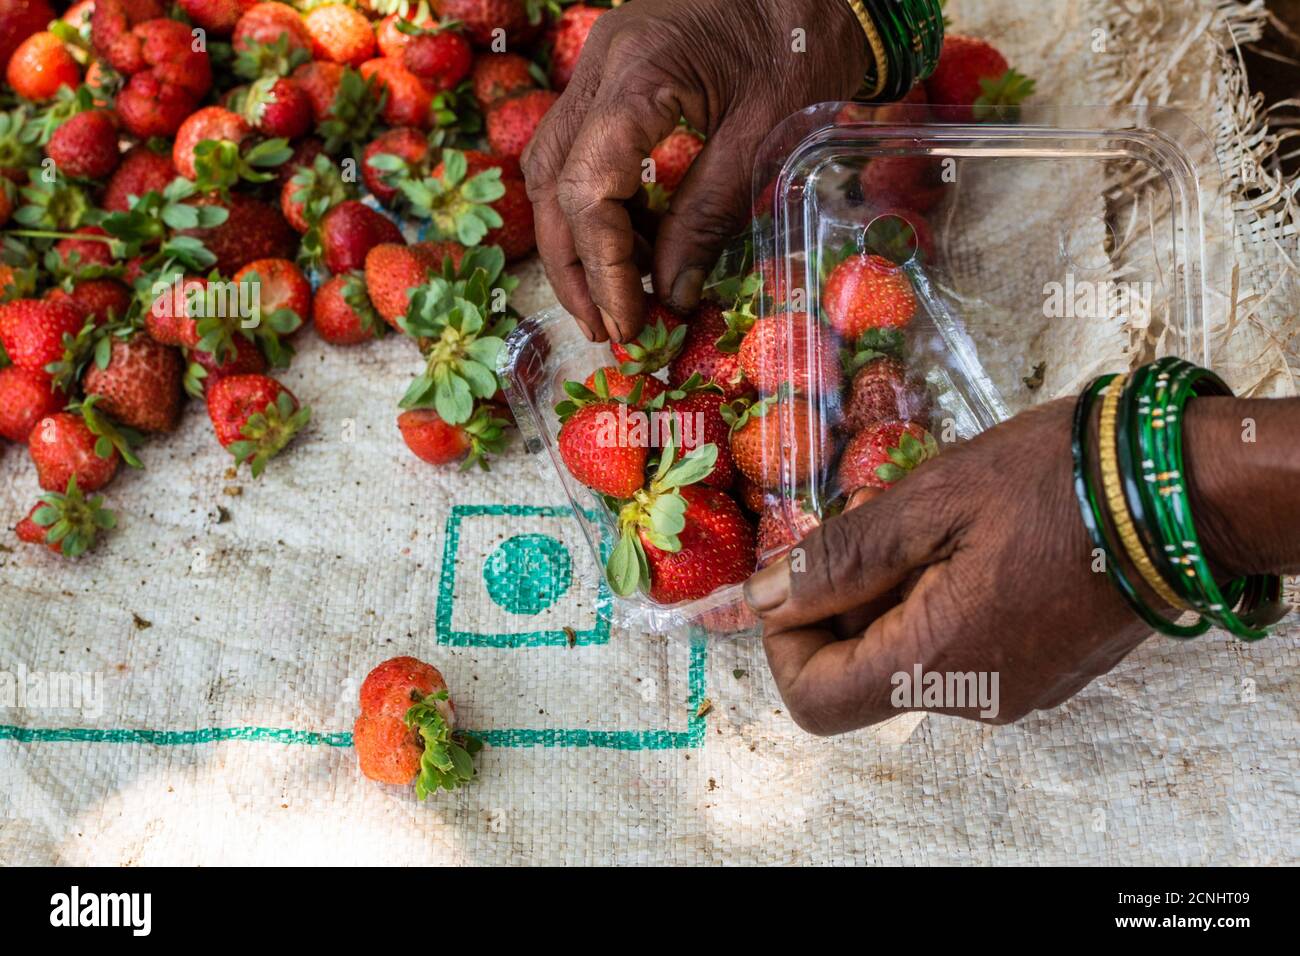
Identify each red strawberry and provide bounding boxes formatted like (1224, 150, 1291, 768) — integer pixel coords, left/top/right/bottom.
(111, 17, 212, 97)
(147, 275, 206, 346)
(375, 10, 435, 59)
(667, 305, 748, 401)
(190, 333, 267, 384)
(432, 0, 528, 48)
(736, 313, 842, 397)
(178, 194, 298, 276)
(486, 89, 558, 161)
(90, 0, 165, 68)
(233, 2, 312, 59)
(313, 272, 383, 345)
(843, 355, 932, 433)
(352, 712, 423, 785)
(178, 0, 245, 35)
(364, 241, 443, 327)
(858, 155, 946, 213)
(610, 295, 685, 373)
(403, 29, 473, 92)
(0, 365, 63, 443)
(233, 257, 312, 328)
(549, 3, 604, 91)
(360, 57, 433, 129)
(728, 396, 829, 491)
(243, 77, 313, 140)
(319, 200, 404, 275)
(6, 32, 80, 101)
(14, 480, 117, 557)
(82, 333, 182, 433)
(362, 127, 430, 206)
(838, 420, 936, 493)
(482, 175, 535, 261)
(205, 373, 310, 476)
(667, 387, 736, 488)
(173, 106, 251, 181)
(52, 227, 116, 273)
(0, 298, 85, 374)
(304, 4, 376, 67)
(582, 366, 665, 404)
(925, 35, 1034, 124)
(28, 411, 119, 492)
(397, 405, 507, 469)
(115, 69, 201, 139)
(16, 503, 58, 550)
(292, 60, 344, 124)
(280, 151, 350, 232)
(46, 111, 120, 180)
(822, 253, 917, 340)
(736, 475, 773, 514)
(103, 144, 177, 213)
(470, 53, 536, 110)
(46, 280, 132, 328)
(640, 485, 755, 604)
(757, 503, 821, 568)
(557, 400, 646, 498)
(648, 128, 704, 204)
(0, 0, 55, 76)
(276, 136, 325, 187)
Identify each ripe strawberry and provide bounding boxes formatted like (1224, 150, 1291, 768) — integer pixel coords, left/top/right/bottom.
(46, 280, 132, 328)
(364, 241, 442, 327)
(173, 106, 251, 181)
(736, 474, 773, 514)
(205, 373, 310, 476)
(115, 69, 201, 139)
(667, 305, 748, 401)
(6, 32, 80, 101)
(728, 396, 829, 491)
(111, 17, 213, 97)
(46, 111, 120, 180)
(319, 200, 404, 275)
(91, 0, 163, 67)
(13, 478, 117, 557)
(242, 76, 313, 140)
(482, 175, 535, 261)
(822, 253, 917, 339)
(486, 90, 558, 161)
(736, 313, 842, 396)
(103, 144, 176, 213)
(858, 155, 946, 213)
(276, 136, 325, 186)
(646, 128, 703, 208)
(404, 29, 473, 92)
(549, 3, 604, 91)
(0, 0, 55, 76)
(189, 333, 266, 387)
(280, 151, 351, 233)
(667, 387, 736, 488)
(757, 502, 821, 568)
(398, 405, 507, 469)
(313, 272, 383, 345)
(82, 333, 183, 433)
(376, 10, 435, 59)
(233, 2, 312, 60)
(292, 60, 344, 123)
(0, 187, 10, 229)
(609, 295, 685, 373)
(233, 258, 312, 324)
(53, 227, 116, 273)
(0, 298, 85, 374)
(838, 420, 937, 493)
(362, 127, 430, 206)
(582, 366, 665, 404)
(304, 4, 376, 67)
(0, 365, 63, 442)
(355, 655, 478, 795)
(147, 275, 206, 346)
(179, 0, 245, 35)
(432, 0, 528, 48)
(28, 411, 120, 492)
(178, 194, 298, 276)
(557, 400, 647, 498)
(842, 354, 932, 433)
(640, 485, 755, 605)
(359, 57, 433, 129)
(470, 53, 536, 110)
(925, 35, 1035, 123)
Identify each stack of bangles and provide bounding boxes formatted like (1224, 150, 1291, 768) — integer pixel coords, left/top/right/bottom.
(1072, 357, 1287, 641)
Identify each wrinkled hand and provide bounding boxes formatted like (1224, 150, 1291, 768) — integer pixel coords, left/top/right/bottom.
(744, 399, 1156, 735)
(521, 0, 867, 343)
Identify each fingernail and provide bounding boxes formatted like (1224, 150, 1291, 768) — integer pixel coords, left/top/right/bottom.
(744, 559, 790, 612)
(599, 307, 624, 343)
(670, 268, 706, 311)
(579, 321, 596, 342)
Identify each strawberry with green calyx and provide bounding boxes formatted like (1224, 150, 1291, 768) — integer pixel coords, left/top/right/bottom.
(385, 147, 506, 245)
(580, 365, 667, 405)
(191, 268, 302, 372)
(724, 392, 828, 491)
(838, 420, 939, 494)
(398, 403, 509, 470)
(24, 86, 97, 148)
(11, 168, 92, 232)
(841, 327, 906, 374)
(842, 355, 933, 434)
(737, 313, 842, 397)
(713, 270, 762, 354)
(361, 127, 432, 206)
(659, 379, 736, 489)
(429, 81, 484, 144)
(822, 252, 917, 340)
(28, 398, 138, 493)
(233, 34, 312, 82)
(0, 107, 42, 175)
(405, 690, 482, 797)
(316, 66, 386, 156)
(191, 136, 294, 199)
(644, 126, 704, 212)
(666, 304, 749, 402)
(397, 285, 513, 426)
(313, 271, 386, 345)
(17, 477, 117, 557)
(207, 373, 311, 477)
(236, 75, 314, 141)
(82, 328, 184, 433)
(605, 432, 719, 597)
(925, 35, 1035, 124)
(184, 334, 267, 398)
(612, 296, 686, 375)
(283, 154, 356, 273)
(556, 389, 651, 499)
(71, 394, 145, 470)
(44, 311, 103, 394)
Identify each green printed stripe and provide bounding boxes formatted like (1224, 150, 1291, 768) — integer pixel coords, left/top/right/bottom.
(0, 638, 711, 751)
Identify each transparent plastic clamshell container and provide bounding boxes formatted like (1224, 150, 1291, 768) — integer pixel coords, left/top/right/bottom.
(501, 103, 1227, 640)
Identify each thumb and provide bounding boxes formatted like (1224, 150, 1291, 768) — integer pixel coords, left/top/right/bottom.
(744, 478, 960, 632)
(651, 117, 760, 312)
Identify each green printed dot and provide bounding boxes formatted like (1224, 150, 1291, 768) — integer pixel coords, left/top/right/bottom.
(483, 533, 572, 615)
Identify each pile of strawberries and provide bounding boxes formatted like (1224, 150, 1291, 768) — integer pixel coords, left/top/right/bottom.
(552, 33, 1031, 609)
(0, 0, 661, 557)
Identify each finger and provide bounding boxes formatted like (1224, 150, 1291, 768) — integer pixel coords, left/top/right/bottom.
(744, 473, 961, 631)
(557, 100, 680, 342)
(652, 117, 760, 312)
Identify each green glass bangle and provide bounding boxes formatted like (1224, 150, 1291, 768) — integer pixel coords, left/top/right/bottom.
(1071, 375, 1208, 637)
(859, 0, 945, 101)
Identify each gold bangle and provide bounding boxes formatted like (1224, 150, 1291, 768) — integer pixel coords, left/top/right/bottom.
(1098, 376, 1191, 610)
(842, 0, 888, 100)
